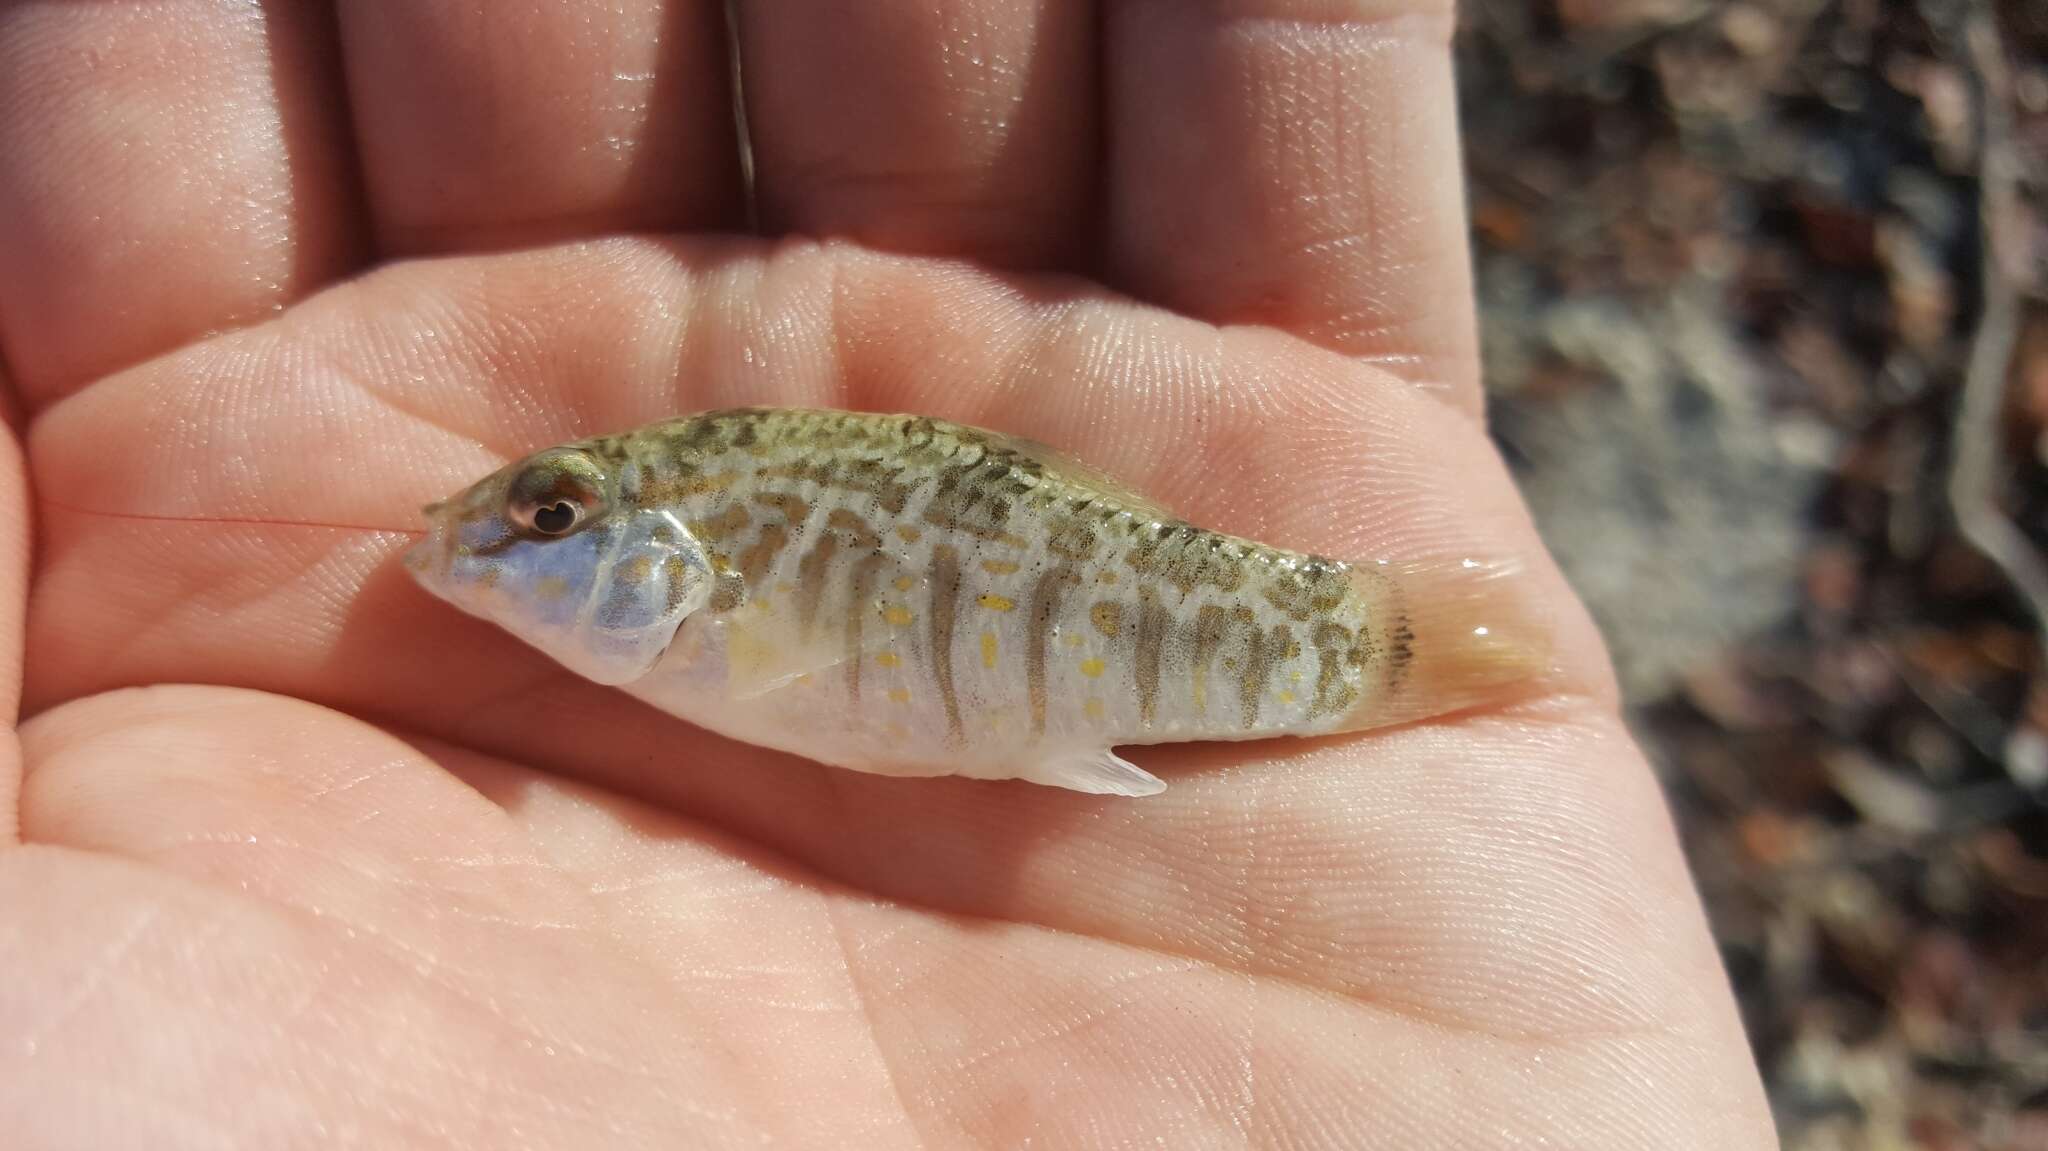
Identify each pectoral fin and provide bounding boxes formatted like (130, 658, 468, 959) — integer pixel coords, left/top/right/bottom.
(719, 616, 898, 703)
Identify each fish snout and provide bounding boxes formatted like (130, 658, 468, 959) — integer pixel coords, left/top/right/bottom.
(402, 506, 457, 583)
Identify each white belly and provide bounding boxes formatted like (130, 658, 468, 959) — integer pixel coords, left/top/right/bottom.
(620, 607, 1169, 795)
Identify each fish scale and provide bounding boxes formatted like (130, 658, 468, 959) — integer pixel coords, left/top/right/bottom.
(407, 407, 1546, 796)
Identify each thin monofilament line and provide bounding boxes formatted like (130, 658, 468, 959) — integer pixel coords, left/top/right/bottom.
(38, 495, 423, 538)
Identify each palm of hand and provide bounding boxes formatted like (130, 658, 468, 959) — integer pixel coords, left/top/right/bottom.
(0, 3, 1773, 1147)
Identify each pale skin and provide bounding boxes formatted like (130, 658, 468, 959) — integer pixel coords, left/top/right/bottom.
(0, 0, 1777, 1146)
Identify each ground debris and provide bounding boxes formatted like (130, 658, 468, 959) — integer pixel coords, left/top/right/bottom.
(1460, 2, 2048, 1145)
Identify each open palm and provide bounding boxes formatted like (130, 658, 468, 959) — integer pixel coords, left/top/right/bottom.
(0, 2, 1774, 1146)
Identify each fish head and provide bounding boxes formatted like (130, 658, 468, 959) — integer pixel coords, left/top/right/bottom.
(405, 444, 712, 685)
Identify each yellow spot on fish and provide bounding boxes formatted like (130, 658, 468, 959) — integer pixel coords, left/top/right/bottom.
(1289, 670, 1303, 684)
(1278, 690, 1297, 705)
(893, 575, 915, 592)
(980, 631, 999, 668)
(1080, 658, 1106, 678)
(535, 575, 571, 600)
(1064, 634, 1086, 648)
(876, 652, 902, 669)
(1097, 570, 1119, 585)
(1085, 698, 1105, 720)
(982, 560, 1020, 575)
(795, 674, 813, 686)
(887, 687, 912, 704)
(776, 582, 797, 595)
(977, 594, 1015, 612)
(882, 605, 914, 626)
(725, 626, 780, 683)
(895, 526, 921, 543)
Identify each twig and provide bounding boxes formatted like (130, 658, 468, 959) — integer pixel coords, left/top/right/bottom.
(1880, 640, 2011, 763)
(1947, 9, 2048, 638)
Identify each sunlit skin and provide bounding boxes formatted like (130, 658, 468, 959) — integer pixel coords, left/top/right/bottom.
(0, 1, 1776, 1147)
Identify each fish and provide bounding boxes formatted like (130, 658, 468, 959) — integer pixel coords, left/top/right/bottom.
(404, 407, 1548, 796)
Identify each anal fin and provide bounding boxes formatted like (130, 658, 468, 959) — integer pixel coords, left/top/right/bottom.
(1022, 748, 1166, 798)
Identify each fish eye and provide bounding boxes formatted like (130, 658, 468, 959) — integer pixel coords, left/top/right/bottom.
(505, 450, 608, 538)
(531, 501, 579, 535)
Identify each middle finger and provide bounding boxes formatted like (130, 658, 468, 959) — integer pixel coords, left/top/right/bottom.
(736, 0, 1097, 271)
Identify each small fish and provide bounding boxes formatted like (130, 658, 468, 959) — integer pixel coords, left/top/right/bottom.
(406, 408, 1547, 796)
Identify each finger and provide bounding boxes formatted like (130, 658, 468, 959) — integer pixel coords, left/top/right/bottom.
(337, 0, 744, 256)
(1105, 0, 1480, 410)
(20, 687, 559, 924)
(737, 0, 1096, 270)
(0, 0, 365, 409)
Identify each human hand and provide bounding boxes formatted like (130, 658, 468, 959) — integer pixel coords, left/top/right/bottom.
(0, 1, 1775, 1146)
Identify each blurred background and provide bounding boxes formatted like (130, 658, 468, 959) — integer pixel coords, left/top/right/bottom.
(1454, 2, 2048, 1146)
(7, 1, 2040, 1143)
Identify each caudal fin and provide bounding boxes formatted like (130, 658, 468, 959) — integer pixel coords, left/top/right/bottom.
(1339, 557, 1556, 732)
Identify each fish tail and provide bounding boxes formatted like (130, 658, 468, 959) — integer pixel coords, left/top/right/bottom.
(1333, 557, 1557, 733)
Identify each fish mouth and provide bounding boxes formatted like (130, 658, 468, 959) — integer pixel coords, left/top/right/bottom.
(402, 510, 456, 581)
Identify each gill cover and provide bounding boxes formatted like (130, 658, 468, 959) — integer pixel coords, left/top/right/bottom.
(555, 508, 711, 685)
(415, 503, 712, 688)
